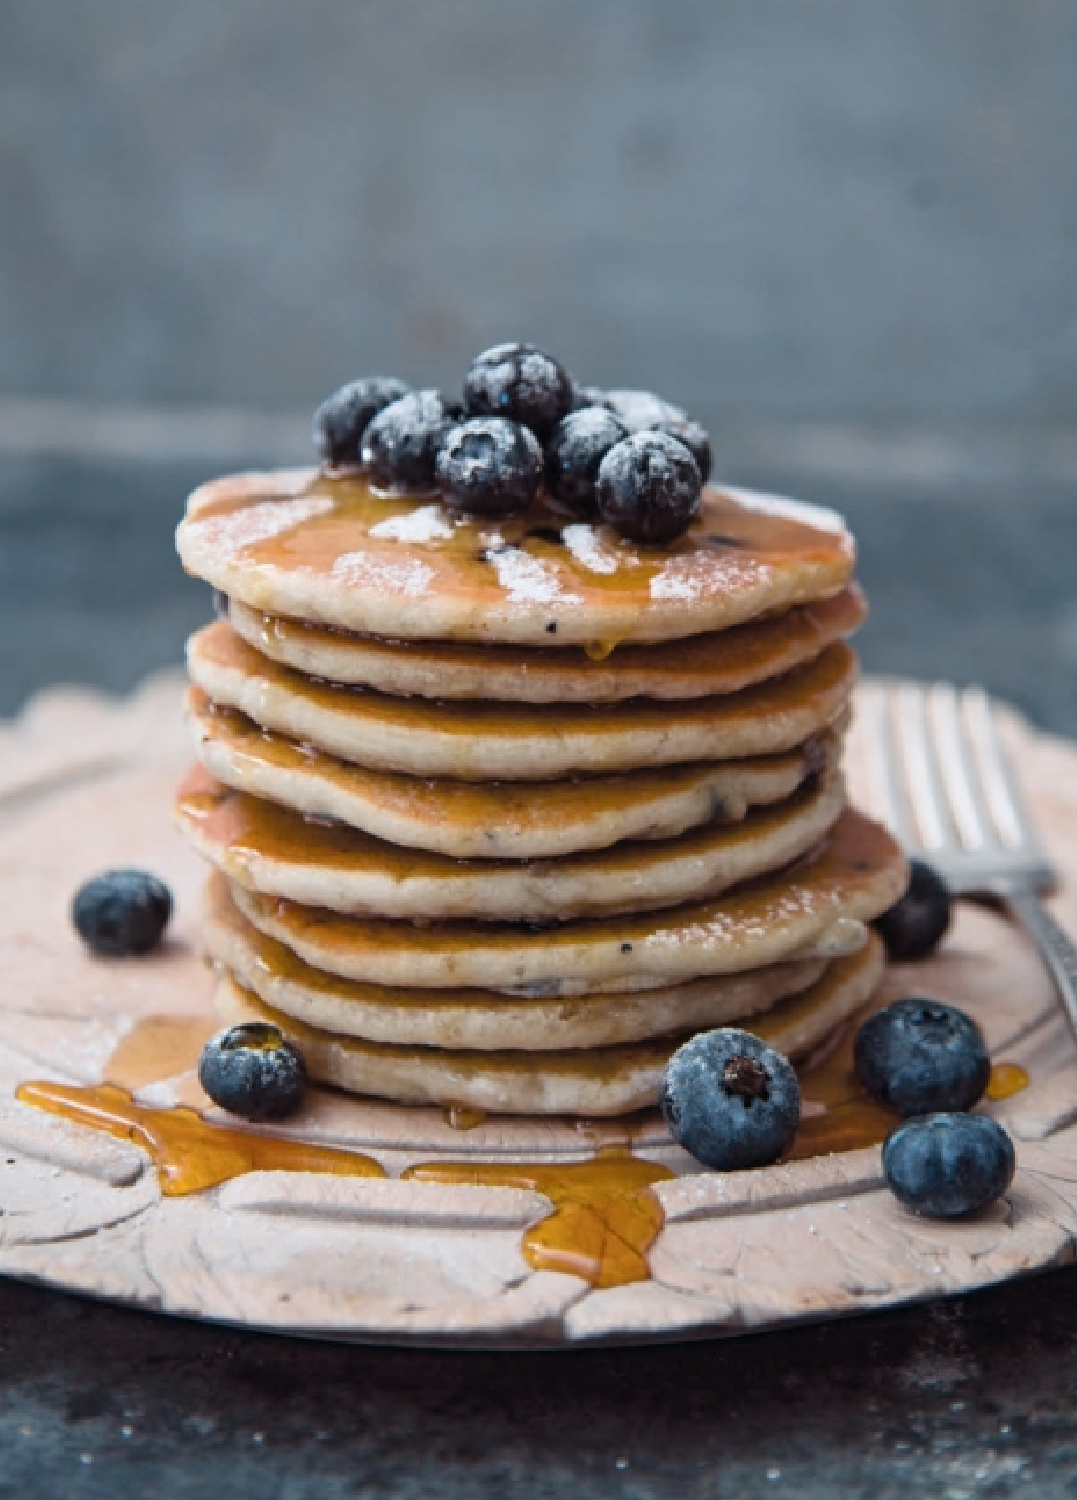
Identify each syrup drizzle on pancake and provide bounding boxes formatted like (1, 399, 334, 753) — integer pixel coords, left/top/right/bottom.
(178, 472, 855, 646)
(225, 585, 867, 703)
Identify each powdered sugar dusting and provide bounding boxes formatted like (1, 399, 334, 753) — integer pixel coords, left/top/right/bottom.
(369, 504, 456, 544)
(650, 548, 769, 603)
(487, 548, 583, 606)
(722, 486, 849, 537)
(649, 560, 704, 603)
(331, 552, 435, 597)
(644, 887, 824, 952)
(561, 523, 637, 575)
(190, 496, 335, 554)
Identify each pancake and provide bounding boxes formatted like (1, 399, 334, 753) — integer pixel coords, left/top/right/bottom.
(226, 586, 866, 703)
(212, 935, 885, 1115)
(204, 876, 827, 1049)
(187, 688, 840, 858)
(230, 807, 907, 990)
(177, 764, 846, 922)
(187, 623, 858, 780)
(177, 471, 854, 647)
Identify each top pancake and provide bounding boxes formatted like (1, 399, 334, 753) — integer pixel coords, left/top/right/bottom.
(177, 470, 855, 647)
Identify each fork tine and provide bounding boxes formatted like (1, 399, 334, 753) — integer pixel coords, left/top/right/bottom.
(892, 682, 950, 852)
(925, 681, 989, 851)
(853, 681, 916, 843)
(959, 687, 1033, 852)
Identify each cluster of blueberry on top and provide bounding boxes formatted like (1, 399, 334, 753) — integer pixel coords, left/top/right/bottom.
(313, 341, 712, 545)
(72, 860, 1014, 1220)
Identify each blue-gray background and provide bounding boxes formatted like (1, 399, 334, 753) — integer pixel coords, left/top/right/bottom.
(2, 0, 1076, 729)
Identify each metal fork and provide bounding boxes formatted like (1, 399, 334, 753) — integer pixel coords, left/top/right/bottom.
(854, 679, 1077, 1043)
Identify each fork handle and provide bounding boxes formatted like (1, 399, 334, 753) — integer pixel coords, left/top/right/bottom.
(1004, 891, 1077, 1045)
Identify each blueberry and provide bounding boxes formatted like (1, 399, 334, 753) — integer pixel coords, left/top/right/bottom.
(661, 1028, 801, 1170)
(883, 1113, 1015, 1218)
(435, 417, 543, 517)
(603, 388, 686, 432)
(72, 869, 172, 957)
(463, 343, 574, 442)
(361, 389, 457, 494)
(873, 859, 952, 962)
(572, 383, 609, 410)
(313, 377, 411, 468)
(649, 416, 712, 484)
(596, 432, 702, 544)
(198, 1022, 307, 1121)
(855, 997, 990, 1115)
(545, 407, 628, 516)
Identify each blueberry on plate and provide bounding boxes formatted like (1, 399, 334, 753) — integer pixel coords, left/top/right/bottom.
(72, 869, 172, 957)
(545, 406, 628, 515)
(883, 1112, 1015, 1218)
(661, 1028, 801, 1170)
(854, 997, 990, 1115)
(198, 1022, 307, 1121)
(436, 417, 543, 517)
(873, 858, 952, 962)
(649, 415, 712, 484)
(603, 388, 686, 432)
(313, 376, 411, 468)
(596, 431, 702, 544)
(463, 343, 574, 442)
(361, 389, 458, 494)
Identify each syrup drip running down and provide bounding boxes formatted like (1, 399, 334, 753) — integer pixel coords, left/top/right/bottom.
(443, 1104, 487, 1131)
(986, 1061, 1030, 1101)
(16, 1078, 668, 1290)
(13, 1009, 1031, 1293)
(404, 1149, 673, 1289)
(15, 1080, 385, 1195)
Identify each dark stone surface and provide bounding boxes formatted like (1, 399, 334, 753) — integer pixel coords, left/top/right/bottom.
(4, 1262, 1077, 1497)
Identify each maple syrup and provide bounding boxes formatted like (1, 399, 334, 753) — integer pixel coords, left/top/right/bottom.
(228, 585, 865, 702)
(986, 1061, 1030, 1101)
(404, 1147, 673, 1289)
(178, 471, 855, 647)
(226, 806, 907, 993)
(16, 1080, 384, 1195)
(191, 619, 858, 754)
(443, 1104, 487, 1131)
(186, 685, 836, 860)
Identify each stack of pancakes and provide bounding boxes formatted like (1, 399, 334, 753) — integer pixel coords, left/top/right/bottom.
(175, 470, 907, 1117)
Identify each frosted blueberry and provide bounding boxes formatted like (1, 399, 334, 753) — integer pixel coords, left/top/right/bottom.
(603, 388, 686, 432)
(649, 415, 712, 484)
(873, 859, 952, 962)
(362, 390, 458, 494)
(545, 406, 628, 516)
(855, 998, 990, 1116)
(463, 343, 574, 442)
(596, 431, 702, 544)
(198, 1023, 307, 1121)
(883, 1113, 1015, 1218)
(661, 1028, 801, 1170)
(436, 417, 543, 517)
(313, 376, 411, 468)
(72, 869, 172, 957)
